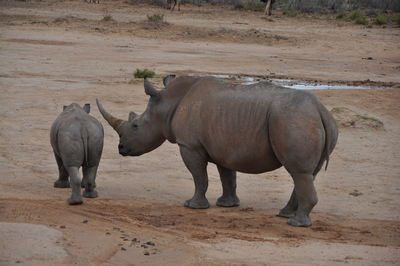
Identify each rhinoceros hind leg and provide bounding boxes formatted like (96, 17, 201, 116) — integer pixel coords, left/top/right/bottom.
(54, 179, 70, 188)
(83, 190, 98, 198)
(277, 188, 297, 218)
(54, 152, 70, 188)
(82, 166, 99, 198)
(67, 166, 83, 205)
(286, 173, 317, 227)
(180, 146, 210, 209)
(216, 165, 240, 207)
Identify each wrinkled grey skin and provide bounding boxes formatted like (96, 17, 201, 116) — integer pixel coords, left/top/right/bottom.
(97, 76, 338, 226)
(50, 103, 104, 205)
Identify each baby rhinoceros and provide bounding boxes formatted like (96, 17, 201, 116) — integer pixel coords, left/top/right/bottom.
(50, 103, 104, 205)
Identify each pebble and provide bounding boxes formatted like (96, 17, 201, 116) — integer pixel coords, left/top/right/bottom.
(144, 251, 150, 256)
(146, 241, 155, 246)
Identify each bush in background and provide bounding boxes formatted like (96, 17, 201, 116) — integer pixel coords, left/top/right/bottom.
(134, 69, 156, 79)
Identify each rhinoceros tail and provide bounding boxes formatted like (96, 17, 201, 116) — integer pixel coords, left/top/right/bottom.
(81, 128, 89, 166)
(314, 103, 338, 175)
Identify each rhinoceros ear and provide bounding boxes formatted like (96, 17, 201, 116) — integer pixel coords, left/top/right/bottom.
(128, 111, 138, 121)
(63, 105, 67, 111)
(83, 104, 90, 114)
(144, 78, 161, 99)
(163, 75, 176, 86)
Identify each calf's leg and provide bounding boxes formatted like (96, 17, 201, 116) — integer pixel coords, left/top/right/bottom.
(82, 165, 99, 198)
(216, 165, 240, 207)
(53, 153, 70, 188)
(66, 166, 83, 205)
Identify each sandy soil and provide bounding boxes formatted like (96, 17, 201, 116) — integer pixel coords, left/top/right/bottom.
(0, 0, 399, 265)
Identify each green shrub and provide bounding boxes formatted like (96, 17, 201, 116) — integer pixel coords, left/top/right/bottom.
(373, 14, 388, 25)
(336, 12, 346, 19)
(392, 14, 400, 25)
(346, 10, 364, 21)
(244, 1, 264, 12)
(147, 13, 164, 23)
(134, 69, 155, 79)
(102, 15, 113, 21)
(346, 10, 368, 25)
(355, 15, 368, 25)
(283, 9, 298, 17)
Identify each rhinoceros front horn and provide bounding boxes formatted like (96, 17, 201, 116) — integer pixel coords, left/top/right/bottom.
(96, 99, 124, 132)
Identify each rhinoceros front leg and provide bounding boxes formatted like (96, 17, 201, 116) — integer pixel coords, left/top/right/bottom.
(287, 173, 317, 227)
(53, 152, 70, 188)
(216, 165, 240, 207)
(179, 146, 210, 209)
(66, 166, 83, 205)
(82, 165, 99, 198)
(277, 188, 297, 218)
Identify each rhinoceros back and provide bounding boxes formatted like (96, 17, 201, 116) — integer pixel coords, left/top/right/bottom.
(50, 107, 103, 168)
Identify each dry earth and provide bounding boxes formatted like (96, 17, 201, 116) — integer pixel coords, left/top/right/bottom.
(0, 0, 400, 265)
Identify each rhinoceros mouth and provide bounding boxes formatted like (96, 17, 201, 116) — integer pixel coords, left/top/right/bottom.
(119, 150, 143, 157)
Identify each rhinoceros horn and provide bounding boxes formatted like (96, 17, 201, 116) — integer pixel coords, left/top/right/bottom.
(144, 78, 161, 99)
(96, 99, 124, 132)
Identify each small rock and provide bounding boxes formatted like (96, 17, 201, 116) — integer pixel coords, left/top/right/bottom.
(144, 251, 150, 256)
(141, 244, 148, 248)
(121, 247, 126, 251)
(105, 232, 111, 235)
(82, 220, 88, 224)
(146, 241, 155, 246)
(349, 190, 363, 197)
(60, 225, 66, 229)
(15, 261, 22, 264)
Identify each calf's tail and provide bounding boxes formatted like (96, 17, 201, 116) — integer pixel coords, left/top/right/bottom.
(81, 128, 89, 166)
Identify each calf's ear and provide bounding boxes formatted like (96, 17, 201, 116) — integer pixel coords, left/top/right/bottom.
(128, 111, 138, 121)
(83, 104, 90, 114)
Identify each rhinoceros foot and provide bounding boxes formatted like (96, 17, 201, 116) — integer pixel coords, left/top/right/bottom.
(184, 198, 210, 209)
(54, 179, 70, 188)
(83, 189, 98, 198)
(287, 215, 312, 227)
(68, 196, 83, 205)
(277, 207, 296, 218)
(81, 180, 97, 188)
(216, 195, 240, 207)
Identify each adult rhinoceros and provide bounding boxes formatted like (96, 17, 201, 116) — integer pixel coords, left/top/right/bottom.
(97, 75, 338, 227)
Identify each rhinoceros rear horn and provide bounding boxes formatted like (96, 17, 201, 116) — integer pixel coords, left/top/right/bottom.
(144, 78, 161, 99)
(163, 74, 176, 86)
(96, 99, 124, 132)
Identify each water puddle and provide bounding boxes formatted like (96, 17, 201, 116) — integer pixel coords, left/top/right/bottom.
(199, 74, 378, 90)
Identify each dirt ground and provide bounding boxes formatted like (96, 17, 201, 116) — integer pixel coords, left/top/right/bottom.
(0, 0, 400, 265)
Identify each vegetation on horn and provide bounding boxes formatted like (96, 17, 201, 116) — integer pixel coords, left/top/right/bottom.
(134, 69, 156, 79)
